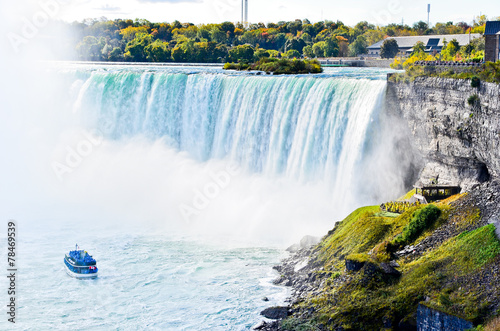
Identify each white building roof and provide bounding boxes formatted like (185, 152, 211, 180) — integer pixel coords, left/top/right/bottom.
(368, 34, 482, 49)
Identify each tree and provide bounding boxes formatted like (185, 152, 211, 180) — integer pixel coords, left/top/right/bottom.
(171, 46, 187, 62)
(456, 22, 470, 32)
(197, 28, 210, 40)
(284, 49, 301, 59)
(120, 26, 148, 42)
(144, 40, 171, 62)
(254, 48, 270, 60)
(312, 41, 325, 57)
(300, 32, 312, 43)
(348, 35, 368, 56)
(302, 24, 316, 38)
(380, 39, 399, 58)
(286, 20, 302, 35)
(336, 36, 349, 57)
(363, 29, 385, 46)
(440, 38, 460, 60)
(228, 44, 255, 62)
(123, 33, 152, 62)
(171, 20, 182, 29)
(210, 27, 227, 43)
(473, 15, 487, 27)
(76, 36, 106, 61)
(284, 38, 306, 53)
(413, 21, 429, 33)
(108, 47, 124, 61)
(156, 23, 172, 41)
(303, 45, 314, 58)
(323, 37, 339, 57)
(220, 21, 235, 41)
(412, 41, 425, 55)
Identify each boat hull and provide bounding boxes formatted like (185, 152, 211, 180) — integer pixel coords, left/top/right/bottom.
(64, 264, 98, 279)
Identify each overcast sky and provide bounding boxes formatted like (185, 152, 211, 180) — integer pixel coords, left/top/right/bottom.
(4, 0, 500, 27)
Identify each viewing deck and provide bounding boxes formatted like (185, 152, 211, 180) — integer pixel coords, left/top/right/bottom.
(413, 184, 461, 202)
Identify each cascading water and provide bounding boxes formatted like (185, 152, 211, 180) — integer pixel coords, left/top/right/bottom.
(70, 66, 388, 206)
(0, 64, 407, 330)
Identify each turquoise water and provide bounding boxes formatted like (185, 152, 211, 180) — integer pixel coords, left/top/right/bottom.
(0, 65, 399, 330)
(7, 224, 287, 330)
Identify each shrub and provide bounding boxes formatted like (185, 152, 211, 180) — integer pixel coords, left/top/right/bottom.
(471, 76, 481, 88)
(468, 94, 480, 106)
(284, 49, 301, 59)
(372, 241, 393, 262)
(393, 205, 441, 246)
(223, 62, 238, 70)
(346, 253, 369, 263)
(331, 271, 341, 279)
(224, 57, 322, 74)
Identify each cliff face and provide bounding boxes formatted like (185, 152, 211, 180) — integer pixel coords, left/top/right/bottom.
(386, 77, 500, 190)
(257, 77, 500, 331)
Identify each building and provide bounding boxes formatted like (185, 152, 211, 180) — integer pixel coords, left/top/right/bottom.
(484, 21, 500, 62)
(367, 33, 481, 57)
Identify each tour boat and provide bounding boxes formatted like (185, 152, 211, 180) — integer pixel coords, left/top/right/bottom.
(64, 245, 98, 279)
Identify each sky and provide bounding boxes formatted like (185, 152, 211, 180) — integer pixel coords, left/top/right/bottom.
(24, 0, 500, 26)
(1, 0, 500, 30)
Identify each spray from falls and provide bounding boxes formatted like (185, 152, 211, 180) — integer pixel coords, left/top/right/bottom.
(74, 70, 386, 185)
(3, 65, 407, 246)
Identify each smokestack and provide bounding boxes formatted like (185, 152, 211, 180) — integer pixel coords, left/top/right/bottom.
(427, 4, 430, 27)
(241, 0, 248, 27)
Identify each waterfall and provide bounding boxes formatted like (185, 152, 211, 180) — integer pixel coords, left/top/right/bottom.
(0, 65, 403, 244)
(71, 69, 386, 189)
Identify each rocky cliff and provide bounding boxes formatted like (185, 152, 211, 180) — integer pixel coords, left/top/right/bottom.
(385, 76, 500, 189)
(255, 77, 500, 331)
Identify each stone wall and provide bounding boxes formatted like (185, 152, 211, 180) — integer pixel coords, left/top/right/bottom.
(385, 76, 500, 190)
(413, 63, 482, 74)
(485, 34, 499, 62)
(417, 304, 474, 331)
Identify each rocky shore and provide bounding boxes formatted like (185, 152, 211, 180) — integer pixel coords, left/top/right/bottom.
(253, 76, 500, 330)
(255, 180, 500, 331)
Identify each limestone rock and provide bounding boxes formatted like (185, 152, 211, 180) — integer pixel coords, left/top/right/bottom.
(386, 77, 500, 190)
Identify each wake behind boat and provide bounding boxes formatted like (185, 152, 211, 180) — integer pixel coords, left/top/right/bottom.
(64, 245, 98, 279)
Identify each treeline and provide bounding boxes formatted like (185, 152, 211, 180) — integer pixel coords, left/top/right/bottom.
(68, 15, 495, 63)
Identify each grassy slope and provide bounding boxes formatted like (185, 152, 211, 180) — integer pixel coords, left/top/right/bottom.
(284, 192, 500, 330)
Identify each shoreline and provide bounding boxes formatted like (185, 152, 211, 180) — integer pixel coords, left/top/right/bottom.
(255, 179, 500, 330)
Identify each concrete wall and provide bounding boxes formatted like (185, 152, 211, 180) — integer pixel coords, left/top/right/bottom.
(417, 304, 474, 331)
(318, 58, 393, 68)
(362, 59, 394, 68)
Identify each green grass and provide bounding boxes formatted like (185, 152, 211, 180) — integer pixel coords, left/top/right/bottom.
(283, 194, 500, 330)
(345, 253, 369, 263)
(397, 189, 417, 201)
(318, 206, 390, 269)
(392, 205, 441, 247)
